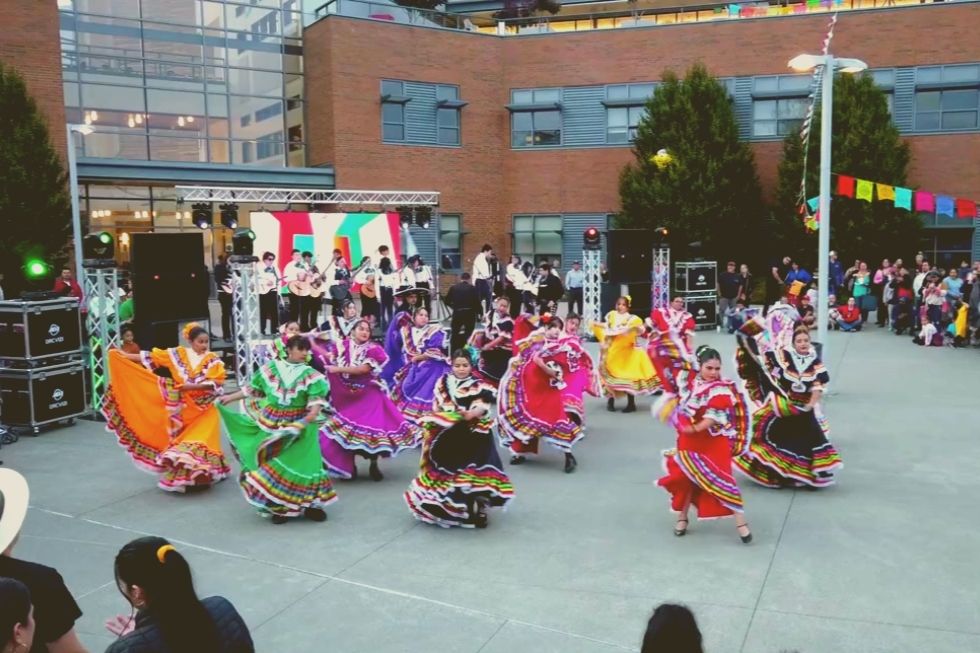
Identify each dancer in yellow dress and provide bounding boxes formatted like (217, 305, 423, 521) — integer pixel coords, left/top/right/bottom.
(102, 323, 230, 492)
(591, 296, 658, 412)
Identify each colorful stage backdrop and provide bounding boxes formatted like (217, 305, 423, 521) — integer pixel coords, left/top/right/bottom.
(250, 211, 404, 272)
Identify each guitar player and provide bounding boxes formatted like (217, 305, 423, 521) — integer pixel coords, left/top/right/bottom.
(258, 251, 280, 335)
(282, 249, 307, 324)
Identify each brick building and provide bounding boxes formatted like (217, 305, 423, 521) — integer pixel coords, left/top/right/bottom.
(306, 0, 980, 272)
(1, 0, 978, 273)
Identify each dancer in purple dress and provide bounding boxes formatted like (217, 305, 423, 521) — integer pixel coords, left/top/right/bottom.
(391, 307, 452, 422)
(318, 319, 422, 481)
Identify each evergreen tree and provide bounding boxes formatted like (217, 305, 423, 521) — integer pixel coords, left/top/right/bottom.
(0, 62, 71, 296)
(618, 63, 764, 266)
(773, 72, 920, 266)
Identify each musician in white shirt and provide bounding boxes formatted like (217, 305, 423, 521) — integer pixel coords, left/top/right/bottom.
(472, 243, 494, 314)
(414, 257, 434, 311)
(282, 248, 307, 323)
(505, 255, 529, 318)
(258, 251, 280, 335)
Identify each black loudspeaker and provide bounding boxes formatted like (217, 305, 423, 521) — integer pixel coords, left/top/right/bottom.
(684, 295, 717, 328)
(0, 362, 86, 428)
(675, 261, 717, 292)
(607, 229, 654, 284)
(0, 299, 82, 360)
(132, 233, 209, 325)
(626, 282, 652, 318)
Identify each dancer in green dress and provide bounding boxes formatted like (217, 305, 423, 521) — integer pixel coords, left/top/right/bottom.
(218, 335, 337, 525)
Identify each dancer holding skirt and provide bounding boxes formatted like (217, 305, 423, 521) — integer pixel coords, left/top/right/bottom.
(218, 336, 336, 524)
(391, 307, 452, 422)
(405, 350, 514, 528)
(652, 344, 752, 543)
(592, 296, 659, 413)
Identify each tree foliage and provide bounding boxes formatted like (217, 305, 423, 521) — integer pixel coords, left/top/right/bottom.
(618, 63, 765, 266)
(773, 72, 919, 266)
(0, 62, 71, 295)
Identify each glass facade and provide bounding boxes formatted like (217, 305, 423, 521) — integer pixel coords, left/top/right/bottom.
(59, 0, 307, 167)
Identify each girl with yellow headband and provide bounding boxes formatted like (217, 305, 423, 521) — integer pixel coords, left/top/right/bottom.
(105, 536, 253, 651)
(103, 322, 230, 492)
(590, 295, 659, 412)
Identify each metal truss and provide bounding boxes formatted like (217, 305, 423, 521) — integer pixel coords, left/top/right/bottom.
(582, 249, 602, 331)
(651, 247, 671, 312)
(176, 186, 440, 206)
(83, 266, 121, 413)
(229, 260, 263, 383)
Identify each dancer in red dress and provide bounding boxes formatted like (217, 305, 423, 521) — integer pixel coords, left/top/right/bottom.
(652, 344, 753, 543)
(497, 315, 586, 473)
(558, 314, 600, 424)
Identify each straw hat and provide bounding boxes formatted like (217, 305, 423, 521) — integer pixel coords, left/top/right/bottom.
(0, 469, 30, 553)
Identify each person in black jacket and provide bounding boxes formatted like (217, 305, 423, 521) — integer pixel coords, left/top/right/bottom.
(445, 272, 481, 353)
(105, 536, 253, 653)
(535, 262, 564, 315)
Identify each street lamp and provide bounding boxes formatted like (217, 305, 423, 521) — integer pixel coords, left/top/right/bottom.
(67, 123, 94, 286)
(787, 52, 867, 366)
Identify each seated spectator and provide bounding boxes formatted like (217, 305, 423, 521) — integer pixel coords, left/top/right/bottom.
(105, 536, 254, 653)
(827, 294, 841, 330)
(922, 279, 945, 326)
(641, 603, 703, 653)
(0, 469, 88, 653)
(836, 297, 863, 332)
(797, 294, 816, 330)
(0, 577, 35, 653)
(119, 325, 140, 355)
(725, 301, 748, 334)
(913, 315, 940, 347)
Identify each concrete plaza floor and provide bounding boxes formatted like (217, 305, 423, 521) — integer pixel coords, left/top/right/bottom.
(3, 329, 979, 653)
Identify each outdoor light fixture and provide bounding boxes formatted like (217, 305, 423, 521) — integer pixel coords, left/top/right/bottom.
(397, 206, 414, 228)
(192, 202, 213, 229)
(83, 231, 115, 261)
(219, 202, 239, 229)
(23, 258, 52, 281)
(231, 228, 256, 257)
(583, 227, 601, 250)
(415, 206, 432, 229)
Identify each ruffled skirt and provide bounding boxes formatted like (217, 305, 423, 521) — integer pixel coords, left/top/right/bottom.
(658, 431, 744, 519)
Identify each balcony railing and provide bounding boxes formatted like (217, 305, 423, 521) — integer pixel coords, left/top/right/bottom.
(314, 0, 958, 36)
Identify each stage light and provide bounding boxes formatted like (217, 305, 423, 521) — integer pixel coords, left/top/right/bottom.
(415, 206, 432, 229)
(231, 228, 256, 257)
(583, 227, 601, 250)
(397, 206, 413, 228)
(653, 225, 670, 246)
(192, 202, 213, 229)
(24, 258, 52, 280)
(83, 231, 115, 260)
(219, 203, 239, 229)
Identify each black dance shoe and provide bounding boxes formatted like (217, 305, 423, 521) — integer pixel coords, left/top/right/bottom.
(606, 397, 616, 412)
(564, 453, 577, 474)
(674, 518, 688, 537)
(271, 515, 289, 525)
(509, 455, 526, 465)
(304, 508, 327, 522)
(472, 511, 488, 529)
(737, 523, 753, 544)
(368, 462, 384, 482)
(622, 397, 637, 414)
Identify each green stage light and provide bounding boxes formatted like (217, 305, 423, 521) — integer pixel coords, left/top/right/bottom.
(99, 232, 112, 244)
(25, 259, 51, 279)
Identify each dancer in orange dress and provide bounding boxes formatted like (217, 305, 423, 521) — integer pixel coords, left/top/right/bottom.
(102, 323, 230, 492)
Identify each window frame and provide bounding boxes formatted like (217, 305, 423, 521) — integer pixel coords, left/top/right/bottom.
(512, 214, 563, 269)
(509, 88, 563, 149)
(603, 83, 654, 144)
(438, 214, 464, 272)
(913, 64, 980, 133)
(435, 84, 462, 146)
(380, 79, 408, 143)
(750, 74, 811, 139)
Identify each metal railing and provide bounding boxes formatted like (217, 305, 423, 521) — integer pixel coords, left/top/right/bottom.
(314, 0, 954, 35)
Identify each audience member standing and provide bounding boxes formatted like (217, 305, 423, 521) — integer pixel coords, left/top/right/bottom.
(717, 261, 741, 331)
(471, 244, 494, 315)
(105, 537, 253, 653)
(737, 263, 753, 305)
(535, 262, 563, 315)
(0, 469, 88, 653)
(828, 250, 845, 298)
(445, 272, 481, 352)
(564, 260, 585, 316)
(765, 256, 791, 315)
(873, 259, 893, 327)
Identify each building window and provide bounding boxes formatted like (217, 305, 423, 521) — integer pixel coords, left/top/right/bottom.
(255, 132, 284, 160)
(868, 69, 895, 115)
(914, 89, 979, 131)
(381, 80, 407, 142)
(509, 89, 561, 148)
(436, 85, 461, 146)
(240, 114, 252, 128)
(255, 101, 282, 122)
(751, 75, 810, 137)
(439, 214, 463, 271)
(242, 141, 254, 163)
(604, 83, 654, 144)
(513, 215, 563, 268)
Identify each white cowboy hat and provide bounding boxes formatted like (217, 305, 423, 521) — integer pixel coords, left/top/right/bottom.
(0, 469, 30, 554)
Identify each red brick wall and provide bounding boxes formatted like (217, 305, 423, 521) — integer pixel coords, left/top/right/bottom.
(305, 4, 980, 266)
(0, 0, 67, 159)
